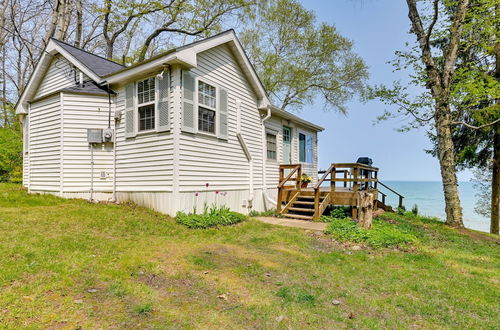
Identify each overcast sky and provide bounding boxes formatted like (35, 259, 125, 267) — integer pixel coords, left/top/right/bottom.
(295, 0, 472, 181)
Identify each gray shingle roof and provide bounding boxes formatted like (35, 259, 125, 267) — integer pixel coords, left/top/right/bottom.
(51, 39, 124, 77)
(62, 81, 116, 95)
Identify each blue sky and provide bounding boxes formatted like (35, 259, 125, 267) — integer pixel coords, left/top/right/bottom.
(295, 0, 472, 181)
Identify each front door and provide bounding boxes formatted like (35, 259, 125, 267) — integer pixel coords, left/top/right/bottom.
(282, 126, 292, 164)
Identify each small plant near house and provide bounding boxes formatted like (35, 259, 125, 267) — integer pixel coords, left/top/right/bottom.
(176, 205, 246, 229)
(300, 174, 312, 188)
(322, 216, 418, 248)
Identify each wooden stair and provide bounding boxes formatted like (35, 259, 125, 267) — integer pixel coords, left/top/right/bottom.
(281, 193, 327, 220)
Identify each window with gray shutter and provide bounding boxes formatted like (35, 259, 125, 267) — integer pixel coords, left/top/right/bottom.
(181, 71, 196, 133)
(124, 83, 136, 138)
(157, 74, 170, 132)
(218, 88, 228, 140)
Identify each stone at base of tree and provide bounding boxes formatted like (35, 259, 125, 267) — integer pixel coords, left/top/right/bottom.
(358, 192, 373, 229)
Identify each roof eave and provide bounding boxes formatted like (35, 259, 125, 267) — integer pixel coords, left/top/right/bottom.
(269, 106, 324, 132)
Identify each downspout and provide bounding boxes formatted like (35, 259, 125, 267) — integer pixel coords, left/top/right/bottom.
(236, 100, 255, 209)
(112, 94, 117, 202)
(235, 100, 254, 208)
(261, 105, 277, 209)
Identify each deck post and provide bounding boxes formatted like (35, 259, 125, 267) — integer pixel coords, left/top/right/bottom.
(399, 196, 404, 209)
(314, 188, 320, 221)
(352, 205, 357, 220)
(331, 166, 336, 193)
(353, 167, 359, 192)
(343, 170, 347, 188)
(296, 165, 302, 191)
(277, 189, 282, 213)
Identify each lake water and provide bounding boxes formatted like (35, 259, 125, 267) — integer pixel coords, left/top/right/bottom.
(379, 181, 490, 232)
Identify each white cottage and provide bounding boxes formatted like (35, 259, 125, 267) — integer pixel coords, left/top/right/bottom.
(15, 30, 324, 216)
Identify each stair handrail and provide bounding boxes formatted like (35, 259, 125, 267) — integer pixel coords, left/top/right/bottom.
(278, 164, 301, 189)
(314, 163, 335, 190)
(277, 164, 302, 214)
(378, 181, 405, 208)
(312, 163, 336, 220)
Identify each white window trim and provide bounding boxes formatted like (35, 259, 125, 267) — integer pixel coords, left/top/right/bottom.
(298, 130, 314, 164)
(265, 128, 279, 162)
(136, 76, 158, 134)
(195, 77, 219, 137)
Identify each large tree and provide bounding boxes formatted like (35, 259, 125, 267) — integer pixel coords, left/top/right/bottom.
(372, 0, 499, 231)
(240, 0, 368, 112)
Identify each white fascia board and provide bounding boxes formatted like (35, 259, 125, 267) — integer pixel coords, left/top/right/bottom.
(15, 40, 103, 115)
(14, 45, 55, 114)
(269, 106, 324, 132)
(54, 44, 102, 83)
(104, 54, 191, 85)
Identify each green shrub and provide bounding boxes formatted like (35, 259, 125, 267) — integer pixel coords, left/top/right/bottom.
(0, 128, 23, 183)
(176, 205, 246, 229)
(324, 206, 350, 219)
(324, 217, 417, 248)
(411, 204, 419, 215)
(397, 206, 406, 215)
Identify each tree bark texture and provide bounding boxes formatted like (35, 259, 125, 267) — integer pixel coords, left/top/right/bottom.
(405, 0, 469, 227)
(435, 106, 463, 227)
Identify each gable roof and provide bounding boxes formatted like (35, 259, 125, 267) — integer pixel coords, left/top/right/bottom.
(51, 39, 124, 77)
(16, 30, 323, 131)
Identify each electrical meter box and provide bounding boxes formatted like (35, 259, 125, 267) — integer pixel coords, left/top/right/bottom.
(87, 129, 103, 144)
(103, 128, 114, 142)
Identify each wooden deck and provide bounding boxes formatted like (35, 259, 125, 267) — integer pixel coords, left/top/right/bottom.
(277, 163, 404, 221)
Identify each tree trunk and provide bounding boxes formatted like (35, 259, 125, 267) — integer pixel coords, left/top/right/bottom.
(492, 4, 500, 235)
(491, 124, 500, 234)
(435, 105, 463, 227)
(75, 0, 82, 47)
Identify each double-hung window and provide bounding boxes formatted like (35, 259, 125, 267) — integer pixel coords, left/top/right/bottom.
(137, 77, 156, 131)
(198, 81, 217, 134)
(299, 132, 313, 163)
(266, 133, 277, 160)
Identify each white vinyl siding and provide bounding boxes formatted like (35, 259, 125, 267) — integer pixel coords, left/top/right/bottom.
(178, 44, 263, 192)
(28, 95, 60, 191)
(61, 93, 114, 192)
(34, 55, 88, 99)
(114, 81, 175, 191)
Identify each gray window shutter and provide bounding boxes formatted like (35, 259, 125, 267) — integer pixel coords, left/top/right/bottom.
(218, 88, 228, 140)
(157, 75, 170, 132)
(181, 71, 196, 133)
(125, 83, 136, 138)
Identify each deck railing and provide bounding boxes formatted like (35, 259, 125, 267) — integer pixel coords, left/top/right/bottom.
(314, 163, 379, 220)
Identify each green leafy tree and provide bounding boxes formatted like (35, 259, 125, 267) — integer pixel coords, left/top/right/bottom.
(240, 0, 368, 112)
(370, 0, 499, 229)
(0, 127, 22, 183)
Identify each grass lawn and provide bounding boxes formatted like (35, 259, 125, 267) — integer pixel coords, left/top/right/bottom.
(0, 183, 499, 329)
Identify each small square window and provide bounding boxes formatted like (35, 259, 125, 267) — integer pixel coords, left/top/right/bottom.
(198, 107, 215, 133)
(266, 133, 277, 160)
(139, 104, 155, 131)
